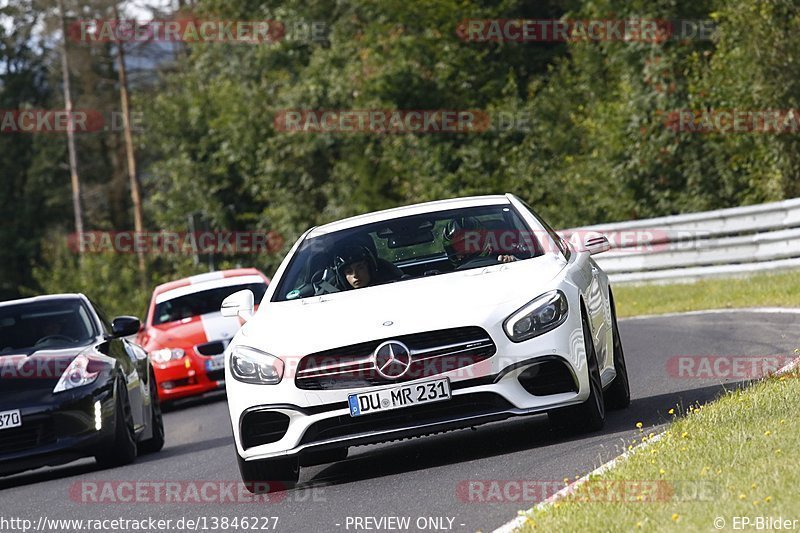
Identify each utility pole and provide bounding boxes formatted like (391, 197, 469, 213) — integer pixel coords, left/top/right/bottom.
(57, 0, 84, 251)
(113, 3, 147, 286)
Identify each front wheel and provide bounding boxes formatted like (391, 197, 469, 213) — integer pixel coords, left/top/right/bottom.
(96, 377, 138, 467)
(548, 313, 606, 433)
(237, 452, 299, 493)
(139, 370, 165, 454)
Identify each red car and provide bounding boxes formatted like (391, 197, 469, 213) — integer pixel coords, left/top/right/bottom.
(138, 268, 269, 403)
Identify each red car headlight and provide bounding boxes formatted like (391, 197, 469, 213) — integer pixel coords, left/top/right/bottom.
(151, 348, 185, 363)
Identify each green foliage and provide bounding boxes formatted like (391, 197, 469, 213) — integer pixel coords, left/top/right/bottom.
(30, 236, 149, 318)
(28, 234, 265, 317)
(5, 0, 800, 306)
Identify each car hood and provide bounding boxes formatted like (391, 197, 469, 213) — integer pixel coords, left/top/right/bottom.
(146, 312, 241, 350)
(0, 345, 91, 394)
(240, 254, 567, 357)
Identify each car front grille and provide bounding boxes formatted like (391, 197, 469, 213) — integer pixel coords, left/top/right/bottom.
(0, 418, 56, 455)
(295, 326, 496, 390)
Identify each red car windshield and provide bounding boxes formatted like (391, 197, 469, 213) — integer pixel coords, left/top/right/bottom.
(153, 282, 267, 325)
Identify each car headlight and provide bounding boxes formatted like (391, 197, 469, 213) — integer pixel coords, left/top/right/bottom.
(504, 290, 569, 342)
(151, 348, 185, 363)
(230, 346, 284, 385)
(53, 354, 100, 393)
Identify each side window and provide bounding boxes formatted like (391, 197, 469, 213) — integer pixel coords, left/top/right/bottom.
(76, 305, 96, 338)
(518, 200, 571, 260)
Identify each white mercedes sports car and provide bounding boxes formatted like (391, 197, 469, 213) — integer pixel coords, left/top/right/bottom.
(222, 194, 630, 489)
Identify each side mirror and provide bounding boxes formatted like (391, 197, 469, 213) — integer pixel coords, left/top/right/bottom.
(221, 290, 255, 322)
(111, 316, 141, 338)
(582, 233, 611, 255)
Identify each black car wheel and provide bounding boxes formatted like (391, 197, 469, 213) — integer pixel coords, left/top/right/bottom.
(237, 452, 299, 494)
(96, 376, 138, 467)
(604, 291, 631, 410)
(139, 370, 165, 454)
(548, 312, 606, 432)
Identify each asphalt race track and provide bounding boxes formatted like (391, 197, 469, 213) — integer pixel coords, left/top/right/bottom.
(1, 310, 797, 533)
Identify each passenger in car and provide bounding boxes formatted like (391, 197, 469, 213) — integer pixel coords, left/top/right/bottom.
(442, 217, 518, 266)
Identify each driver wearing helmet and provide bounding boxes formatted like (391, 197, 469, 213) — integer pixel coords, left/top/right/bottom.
(442, 216, 518, 266)
(333, 244, 400, 290)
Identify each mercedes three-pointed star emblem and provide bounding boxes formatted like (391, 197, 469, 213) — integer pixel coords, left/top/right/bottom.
(372, 340, 412, 379)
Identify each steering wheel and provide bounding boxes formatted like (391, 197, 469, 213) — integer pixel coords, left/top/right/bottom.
(310, 267, 342, 295)
(34, 334, 77, 346)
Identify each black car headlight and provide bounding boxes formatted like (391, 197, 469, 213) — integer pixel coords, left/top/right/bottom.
(53, 354, 100, 393)
(230, 346, 284, 385)
(504, 290, 569, 342)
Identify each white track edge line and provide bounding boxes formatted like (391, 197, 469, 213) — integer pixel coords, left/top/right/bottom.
(620, 307, 800, 321)
(491, 352, 800, 533)
(491, 433, 666, 533)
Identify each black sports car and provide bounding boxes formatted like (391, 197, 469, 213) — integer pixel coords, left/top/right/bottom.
(0, 294, 164, 476)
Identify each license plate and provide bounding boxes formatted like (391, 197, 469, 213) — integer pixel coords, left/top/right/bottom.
(348, 378, 451, 418)
(206, 355, 225, 372)
(0, 409, 21, 431)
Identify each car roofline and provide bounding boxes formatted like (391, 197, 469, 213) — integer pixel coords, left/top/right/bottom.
(151, 268, 268, 296)
(308, 195, 511, 238)
(0, 293, 89, 308)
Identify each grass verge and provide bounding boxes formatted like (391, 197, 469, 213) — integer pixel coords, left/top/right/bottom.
(614, 270, 800, 318)
(516, 366, 800, 532)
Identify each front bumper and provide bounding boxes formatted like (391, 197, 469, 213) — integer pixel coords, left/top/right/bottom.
(230, 308, 590, 462)
(241, 379, 580, 463)
(0, 379, 116, 475)
(153, 353, 225, 401)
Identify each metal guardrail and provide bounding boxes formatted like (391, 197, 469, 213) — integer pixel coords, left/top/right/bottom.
(560, 198, 800, 284)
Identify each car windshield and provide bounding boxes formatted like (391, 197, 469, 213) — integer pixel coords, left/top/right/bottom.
(0, 299, 96, 354)
(153, 282, 268, 325)
(273, 204, 543, 302)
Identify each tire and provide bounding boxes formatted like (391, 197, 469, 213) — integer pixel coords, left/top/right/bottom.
(96, 376, 138, 467)
(299, 447, 348, 467)
(237, 452, 299, 494)
(138, 370, 165, 454)
(604, 291, 631, 410)
(548, 312, 606, 433)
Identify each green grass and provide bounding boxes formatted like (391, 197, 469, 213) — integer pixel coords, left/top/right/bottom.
(517, 369, 800, 532)
(614, 270, 800, 318)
